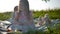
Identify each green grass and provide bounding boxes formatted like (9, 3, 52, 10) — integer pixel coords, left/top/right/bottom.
(33, 9, 60, 19)
(7, 23, 60, 34)
(0, 9, 60, 34)
(0, 12, 12, 20)
(0, 9, 60, 20)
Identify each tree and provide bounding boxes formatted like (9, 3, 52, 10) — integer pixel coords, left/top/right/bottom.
(42, 0, 50, 2)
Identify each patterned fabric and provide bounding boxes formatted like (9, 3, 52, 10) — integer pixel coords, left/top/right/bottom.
(18, 11, 28, 23)
(11, 24, 23, 31)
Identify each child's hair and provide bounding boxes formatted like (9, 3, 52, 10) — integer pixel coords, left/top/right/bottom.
(14, 6, 19, 21)
(14, 6, 18, 11)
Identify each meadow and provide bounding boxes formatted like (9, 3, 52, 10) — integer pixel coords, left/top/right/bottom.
(7, 23, 60, 34)
(0, 9, 60, 20)
(33, 9, 60, 19)
(0, 9, 60, 34)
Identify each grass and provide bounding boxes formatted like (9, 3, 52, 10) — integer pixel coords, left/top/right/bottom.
(0, 9, 60, 20)
(0, 12, 12, 20)
(0, 9, 60, 34)
(33, 9, 60, 19)
(7, 23, 60, 34)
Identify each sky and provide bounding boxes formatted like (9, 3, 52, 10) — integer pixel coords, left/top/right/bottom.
(0, 0, 60, 12)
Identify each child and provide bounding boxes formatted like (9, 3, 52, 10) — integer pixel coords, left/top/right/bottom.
(12, 6, 22, 32)
(14, 6, 19, 24)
